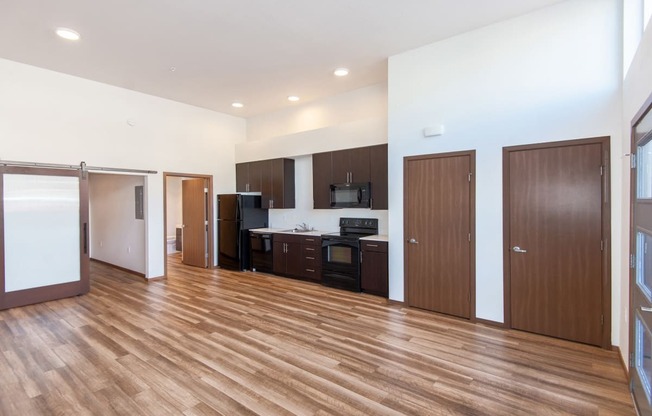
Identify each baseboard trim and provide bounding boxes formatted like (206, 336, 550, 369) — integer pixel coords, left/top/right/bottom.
(475, 317, 506, 328)
(91, 258, 146, 279)
(613, 346, 629, 378)
(387, 299, 406, 307)
(146, 275, 166, 282)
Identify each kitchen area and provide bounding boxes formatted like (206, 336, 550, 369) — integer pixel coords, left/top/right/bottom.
(217, 144, 389, 298)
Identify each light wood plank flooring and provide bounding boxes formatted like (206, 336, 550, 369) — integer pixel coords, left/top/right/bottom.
(0, 256, 635, 415)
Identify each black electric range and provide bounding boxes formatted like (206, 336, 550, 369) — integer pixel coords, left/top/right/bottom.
(321, 218, 378, 292)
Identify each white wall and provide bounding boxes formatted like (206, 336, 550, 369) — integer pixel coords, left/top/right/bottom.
(166, 176, 183, 237)
(621, 7, 652, 366)
(0, 58, 246, 277)
(388, 0, 623, 341)
(89, 173, 146, 274)
(239, 84, 389, 235)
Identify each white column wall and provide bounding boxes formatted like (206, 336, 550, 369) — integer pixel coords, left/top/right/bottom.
(388, 0, 623, 343)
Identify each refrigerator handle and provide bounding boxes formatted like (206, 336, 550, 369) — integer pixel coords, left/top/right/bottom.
(235, 194, 242, 221)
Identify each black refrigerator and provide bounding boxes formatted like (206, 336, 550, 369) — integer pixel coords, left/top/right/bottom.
(217, 194, 268, 270)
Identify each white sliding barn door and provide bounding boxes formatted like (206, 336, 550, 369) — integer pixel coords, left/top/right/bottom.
(0, 167, 89, 309)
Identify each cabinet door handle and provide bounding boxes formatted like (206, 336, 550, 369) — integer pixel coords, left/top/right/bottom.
(306, 269, 315, 273)
(305, 238, 314, 242)
(305, 247, 315, 251)
(366, 244, 379, 247)
(306, 256, 315, 260)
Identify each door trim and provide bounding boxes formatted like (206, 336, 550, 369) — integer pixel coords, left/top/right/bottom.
(163, 172, 214, 277)
(403, 150, 476, 321)
(502, 137, 611, 349)
(629, 91, 652, 408)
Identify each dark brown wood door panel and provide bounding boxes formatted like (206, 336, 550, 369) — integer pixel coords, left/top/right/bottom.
(505, 139, 609, 347)
(182, 178, 208, 268)
(405, 152, 474, 319)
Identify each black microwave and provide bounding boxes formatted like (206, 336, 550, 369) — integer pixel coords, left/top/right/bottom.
(330, 182, 371, 208)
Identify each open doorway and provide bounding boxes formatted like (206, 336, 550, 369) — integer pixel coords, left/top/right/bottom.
(88, 172, 147, 278)
(163, 172, 214, 276)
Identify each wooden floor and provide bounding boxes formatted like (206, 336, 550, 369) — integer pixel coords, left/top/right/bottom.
(0, 256, 635, 415)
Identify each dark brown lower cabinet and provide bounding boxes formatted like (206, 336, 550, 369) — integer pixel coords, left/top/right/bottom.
(273, 234, 321, 281)
(361, 240, 388, 297)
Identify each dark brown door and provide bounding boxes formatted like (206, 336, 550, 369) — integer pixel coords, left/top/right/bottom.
(182, 178, 208, 268)
(348, 147, 370, 184)
(0, 166, 90, 310)
(235, 163, 248, 192)
(312, 152, 332, 209)
(505, 139, 609, 347)
(404, 151, 474, 319)
(369, 144, 388, 210)
(630, 96, 652, 415)
(248, 161, 264, 193)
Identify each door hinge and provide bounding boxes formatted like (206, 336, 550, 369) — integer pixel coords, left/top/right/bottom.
(601, 314, 604, 326)
(468, 233, 471, 242)
(204, 187, 208, 193)
(468, 172, 472, 182)
(632, 154, 637, 169)
(630, 352, 635, 368)
(600, 240, 604, 251)
(205, 220, 209, 226)
(631, 253, 636, 269)
(205, 253, 209, 258)
(600, 166, 604, 176)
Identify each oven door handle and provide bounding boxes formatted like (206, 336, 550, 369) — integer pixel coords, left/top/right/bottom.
(321, 238, 359, 249)
(357, 188, 362, 204)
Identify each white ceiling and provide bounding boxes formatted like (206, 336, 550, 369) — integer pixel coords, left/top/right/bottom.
(0, 0, 565, 118)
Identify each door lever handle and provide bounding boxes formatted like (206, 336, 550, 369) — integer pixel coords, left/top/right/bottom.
(408, 238, 419, 244)
(512, 246, 527, 253)
(642, 307, 652, 313)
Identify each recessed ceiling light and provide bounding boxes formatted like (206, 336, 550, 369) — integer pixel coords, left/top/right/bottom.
(334, 68, 349, 77)
(287, 95, 300, 102)
(55, 27, 80, 41)
(232, 102, 244, 108)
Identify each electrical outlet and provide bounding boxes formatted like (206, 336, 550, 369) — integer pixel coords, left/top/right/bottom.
(127, 246, 131, 254)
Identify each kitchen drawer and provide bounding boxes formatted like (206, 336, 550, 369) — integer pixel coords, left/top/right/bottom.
(303, 245, 319, 256)
(300, 236, 321, 246)
(361, 240, 387, 253)
(303, 255, 321, 268)
(274, 233, 303, 244)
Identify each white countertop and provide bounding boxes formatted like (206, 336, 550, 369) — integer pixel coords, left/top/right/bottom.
(360, 234, 389, 242)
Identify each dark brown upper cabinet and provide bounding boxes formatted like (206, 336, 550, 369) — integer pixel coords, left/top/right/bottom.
(312, 144, 387, 210)
(369, 144, 388, 210)
(332, 147, 370, 184)
(312, 152, 332, 209)
(236, 158, 295, 209)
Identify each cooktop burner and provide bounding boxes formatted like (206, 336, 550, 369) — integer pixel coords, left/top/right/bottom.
(321, 217, 378, 240)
